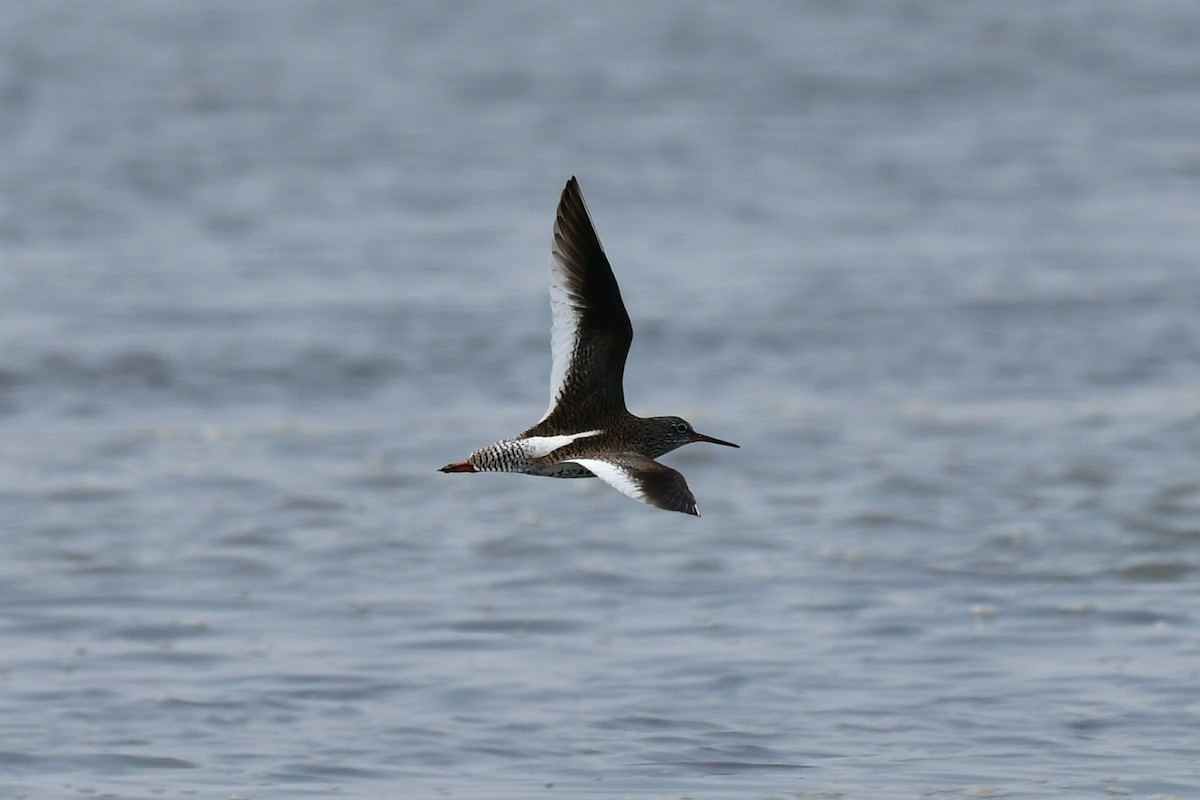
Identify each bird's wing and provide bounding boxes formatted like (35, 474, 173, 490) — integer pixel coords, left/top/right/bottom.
(566, 455, 700, 516)
(528, 177, 633, 435)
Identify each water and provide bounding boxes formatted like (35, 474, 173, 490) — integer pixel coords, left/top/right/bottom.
(3, 2, 1200, 798)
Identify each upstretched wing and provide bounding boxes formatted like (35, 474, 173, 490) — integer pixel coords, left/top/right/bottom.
(566, 455, 700, 516)
(527, 177, 633, 435)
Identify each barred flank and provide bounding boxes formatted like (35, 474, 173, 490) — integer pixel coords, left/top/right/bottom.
(469, 439, 529, 472)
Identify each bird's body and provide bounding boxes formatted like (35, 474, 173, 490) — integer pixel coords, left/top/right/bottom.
(439, 177, 737, 516)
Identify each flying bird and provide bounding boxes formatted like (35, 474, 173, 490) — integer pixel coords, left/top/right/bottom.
(439, 177, 737, 515)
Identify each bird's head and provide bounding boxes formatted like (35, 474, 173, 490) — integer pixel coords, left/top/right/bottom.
(646, 416, 739, 457)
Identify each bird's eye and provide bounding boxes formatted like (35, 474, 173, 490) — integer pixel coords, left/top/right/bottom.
(675, 422, 690, 434)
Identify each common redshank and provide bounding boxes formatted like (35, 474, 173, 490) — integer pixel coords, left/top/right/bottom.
(439, 177, 737, 516)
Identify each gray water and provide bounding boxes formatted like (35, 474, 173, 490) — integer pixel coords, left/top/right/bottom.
(3, 2, 1200, 798)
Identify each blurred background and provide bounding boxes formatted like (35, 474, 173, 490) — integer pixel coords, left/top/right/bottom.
(2, 2, 1199, 798)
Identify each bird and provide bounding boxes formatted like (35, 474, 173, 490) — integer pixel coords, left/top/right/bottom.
(439, 177, 737, 516)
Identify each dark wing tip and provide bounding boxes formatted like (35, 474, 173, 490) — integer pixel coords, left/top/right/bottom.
(551, 177, 628, 323)
(667, 496, 700, 516)
(556, 178, 590, 237)
(638, 462, 701, 516)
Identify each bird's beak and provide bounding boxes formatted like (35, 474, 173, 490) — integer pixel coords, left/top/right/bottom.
(692, 432, 739, 448)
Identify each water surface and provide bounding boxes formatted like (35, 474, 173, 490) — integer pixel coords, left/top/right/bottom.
(3, 2, 1200, 798)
